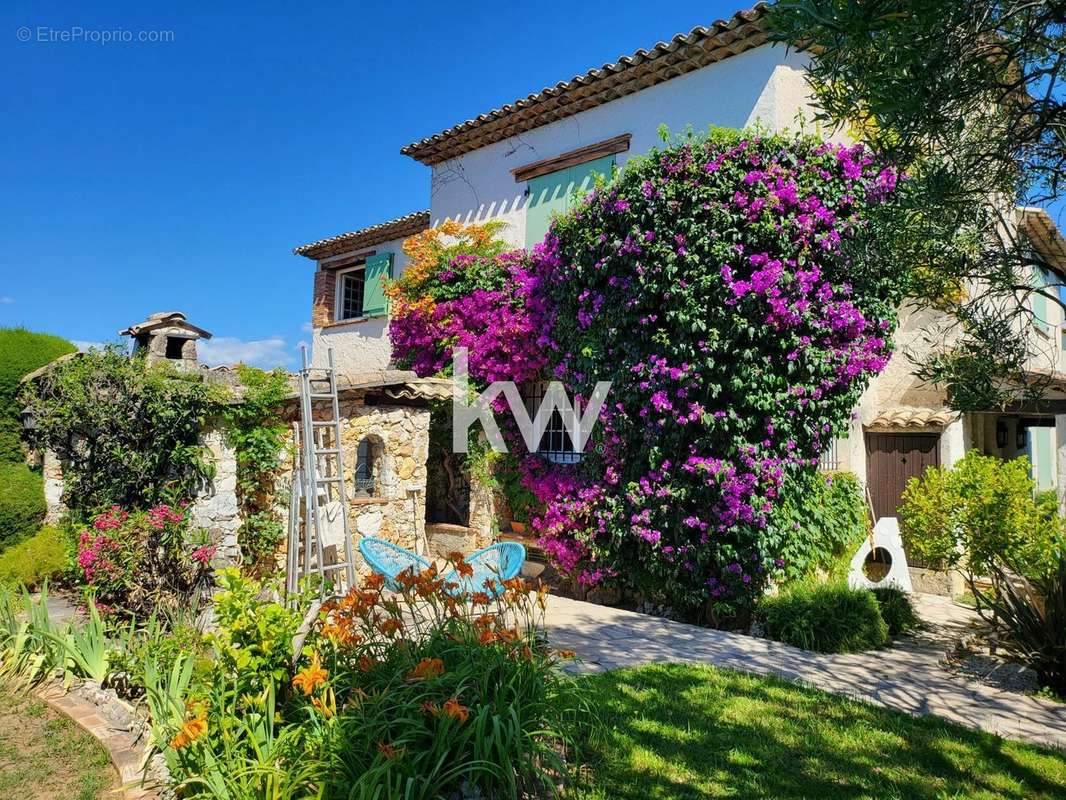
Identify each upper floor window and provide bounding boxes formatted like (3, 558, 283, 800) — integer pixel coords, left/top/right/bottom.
(336, 266, 365, 321)
(333, 252, 393, 322)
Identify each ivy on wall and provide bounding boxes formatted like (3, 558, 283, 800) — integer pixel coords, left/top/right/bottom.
(21, 346, 216, 515)
(219, 365, 291, 569)
(21, 350, 292, 571)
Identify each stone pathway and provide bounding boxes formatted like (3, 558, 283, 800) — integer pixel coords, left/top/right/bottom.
(543, 592, 1066, 750)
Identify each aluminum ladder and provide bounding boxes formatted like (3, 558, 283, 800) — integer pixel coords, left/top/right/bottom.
(286, 346, 357, 597)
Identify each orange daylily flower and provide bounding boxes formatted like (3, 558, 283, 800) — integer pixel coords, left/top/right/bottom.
(364, 573, 385, 590)
(441, 697, 469, 724)
(556, 649, 576, 659)
(170, 707, 207, 749)
(311, 695, 334, 718)
(358, 655, 378, 672)
(377, 741, 402, 759)
(420, 699, 439, 715)
(292, 652, 328, 695)
(471, 592, 490, 605)
(378, 618, 404, 636)
(406, 657, 445, 682)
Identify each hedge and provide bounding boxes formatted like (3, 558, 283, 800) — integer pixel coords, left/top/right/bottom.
(0, 525, 68, 588)
(0, 462, 47, 547)
(0, 327, 76, 462)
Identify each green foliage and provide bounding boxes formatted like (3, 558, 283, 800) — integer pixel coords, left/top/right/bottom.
(769, 1, 1066, 409)
(205, 568, 305, 695)
(871, 587, 922, 637)
(899, 451, 1061, 581)
(0, 525, 69, 588)
(0, 328, 75, 463)
(0, 462, 46, 547)
(21, 346, 216, 514)
(972, 549, 1066, 693)
(219, 365, 290, 568)
(758, 582, 889, 653)
(770, 470, 869, 584)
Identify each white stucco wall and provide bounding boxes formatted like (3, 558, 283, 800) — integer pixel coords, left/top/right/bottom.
(311, 236, 411, 372)
(429, 44, 819, 248)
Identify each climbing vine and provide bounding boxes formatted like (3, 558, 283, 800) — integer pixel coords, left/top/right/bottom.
(220, 365, 291, 570)
(21, 346, 216, 516)
(390, 127, 906, 622)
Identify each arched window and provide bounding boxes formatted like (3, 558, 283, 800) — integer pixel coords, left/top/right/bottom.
(353, 436, 384, 497)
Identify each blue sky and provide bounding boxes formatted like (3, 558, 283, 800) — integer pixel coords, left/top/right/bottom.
(1, 0, 749, 367)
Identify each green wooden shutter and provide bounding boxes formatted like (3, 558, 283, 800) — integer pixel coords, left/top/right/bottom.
(525, 155, 615, 249)
(1033, 265, 1050, 332)
(1031, 426, 1054, 491)
(361, 252, 393, 317)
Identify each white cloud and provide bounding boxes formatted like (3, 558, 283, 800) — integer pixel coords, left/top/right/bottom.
(198, 336, 292, 369)
(300, 321, 313, 333)
(72, 340, 107, 352)
(0, 296, 14, 304)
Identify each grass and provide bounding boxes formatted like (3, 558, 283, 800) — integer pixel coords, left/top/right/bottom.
(0, 684, 115, 800)
(573, 663, 1066, 800)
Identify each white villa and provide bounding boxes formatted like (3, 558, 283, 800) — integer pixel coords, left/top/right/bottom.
(293, 3, 1066, 570)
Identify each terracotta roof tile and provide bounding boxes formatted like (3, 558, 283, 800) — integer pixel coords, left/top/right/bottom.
(400, 4, 771, 165)
(294, 210, 430, 260)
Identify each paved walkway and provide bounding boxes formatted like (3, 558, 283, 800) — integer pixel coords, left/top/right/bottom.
(543, 592, 1066, 750)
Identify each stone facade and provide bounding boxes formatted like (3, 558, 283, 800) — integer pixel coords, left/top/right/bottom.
(188, 427, 242, 563)
(332, 397, 431, 568)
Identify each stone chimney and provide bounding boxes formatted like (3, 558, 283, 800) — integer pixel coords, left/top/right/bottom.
(119, 311, 212, 370)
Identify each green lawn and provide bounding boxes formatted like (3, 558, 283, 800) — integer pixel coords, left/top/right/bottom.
(0, 685, 114, 800)
(574, 663, 1066, 800)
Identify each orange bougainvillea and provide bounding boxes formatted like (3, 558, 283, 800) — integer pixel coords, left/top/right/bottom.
(386, 219, 509, 319)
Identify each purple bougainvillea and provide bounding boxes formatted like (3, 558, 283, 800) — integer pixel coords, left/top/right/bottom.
(391, 129, 905, 622)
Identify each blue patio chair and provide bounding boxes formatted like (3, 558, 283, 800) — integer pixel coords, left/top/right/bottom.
(358, 537, 432, 591)
(443, 541, 526, 597)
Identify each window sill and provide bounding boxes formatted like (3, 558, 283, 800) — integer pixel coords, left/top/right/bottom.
(350, 496, 388, 506)
(321, 315, 386, 330)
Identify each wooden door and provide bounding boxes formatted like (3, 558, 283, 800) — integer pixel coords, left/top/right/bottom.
(865, 432, 941, 520)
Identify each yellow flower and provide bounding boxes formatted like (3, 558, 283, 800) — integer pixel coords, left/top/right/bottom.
(292, 651, 328, 695)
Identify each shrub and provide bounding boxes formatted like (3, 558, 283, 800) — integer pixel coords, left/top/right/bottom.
(973, 549, 1066, 693)
(871, 587, 922, 637)
(771, 470, 870, 584)
(758, 581, 889, 653)
(0, 525, 69, 587)
(20, 346, 216, 514)
(389, 129, 906, 623)
(74, 504, 215, 617)
(0, 462, 46, 547)
(899, 451, 1060, 581)
(0, 327, 75, 463)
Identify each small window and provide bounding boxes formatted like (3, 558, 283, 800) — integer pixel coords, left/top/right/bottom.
(522, 380, 582, 464)
(337, 267, 365, 321)
(165, 336, 185, 359)
(354, 437, 376, 496)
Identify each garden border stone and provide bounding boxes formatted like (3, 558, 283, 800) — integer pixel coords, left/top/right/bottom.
(35, 678, 162, 800)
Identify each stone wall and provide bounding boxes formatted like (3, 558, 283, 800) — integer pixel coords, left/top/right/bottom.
(188, 427, 242, 563)
(333, 398, 431, 573)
